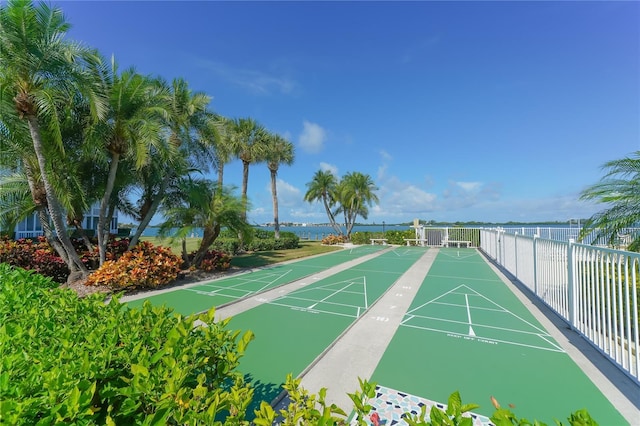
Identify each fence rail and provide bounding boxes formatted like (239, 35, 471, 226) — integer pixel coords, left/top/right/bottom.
(480, 229, 640, 383)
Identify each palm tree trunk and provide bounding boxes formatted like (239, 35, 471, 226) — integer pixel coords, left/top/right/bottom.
(216, 159, 224, 191)
(26, 115, 88, 277)
(23, 162, 70, 264)
(37, 207, 69, 264)
(193, 224, 220, 267)
(241, 160, 250, 221)
(270, 169, 280, 239)
(128, 178, 169, 249)
(322, 196, 343, 235)
(97, 151, 120, 265)
(181, 238, 189, 267)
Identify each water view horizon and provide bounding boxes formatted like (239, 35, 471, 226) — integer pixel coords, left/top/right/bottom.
(138, 222, 582, 238)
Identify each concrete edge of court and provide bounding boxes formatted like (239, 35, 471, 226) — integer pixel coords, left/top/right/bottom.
(478, 250, 640, 424)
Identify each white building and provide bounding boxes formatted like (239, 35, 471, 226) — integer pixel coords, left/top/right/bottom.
(14, 204, 118, 239)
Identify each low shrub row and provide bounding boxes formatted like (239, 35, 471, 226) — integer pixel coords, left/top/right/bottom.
(214, 229, 300, 254)
(0, 263, 255, 424)
(322, 234, 347, 245)
(350, 230, 414, 245)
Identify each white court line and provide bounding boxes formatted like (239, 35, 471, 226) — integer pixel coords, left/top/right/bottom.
(307, 281, 359, 309)
(405, 285, 462, 315)
(392, 248, 423, 257)
(401, 323, 565, 353)
(407, 313, 555, 338)
(349, 268, 401, 275)
(430, 300, 504, 313)
(403, 284, 557, 349)
(427, 274, 502, 283)
(191, 269, 294, 296)
(363, 276, 368, 309)
(465, 294, 476, 336)
(289, 277, 365, 295)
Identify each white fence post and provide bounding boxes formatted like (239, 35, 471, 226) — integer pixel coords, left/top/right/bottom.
(533, 234, 538, 295)
(567, 239, 577, 331)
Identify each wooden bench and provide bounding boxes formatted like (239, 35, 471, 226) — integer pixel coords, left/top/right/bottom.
(370, 238, 388, 245)
(404, 238, 427, 246)
(444, 240, 472, 248)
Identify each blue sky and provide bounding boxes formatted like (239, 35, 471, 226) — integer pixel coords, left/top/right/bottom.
(59, 1, 639, 224)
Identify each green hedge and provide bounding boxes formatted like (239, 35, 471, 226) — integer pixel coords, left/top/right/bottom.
(351, 230, 414, 245)
(214, 230, 299, 254)
(0, 263, 254, 424)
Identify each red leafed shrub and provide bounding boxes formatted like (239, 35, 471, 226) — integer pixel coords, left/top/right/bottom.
(195, 249, 232, 272)
(321, 234, 347, 245)
(86, 241, 182, 290)
(0, 237, 69, 283)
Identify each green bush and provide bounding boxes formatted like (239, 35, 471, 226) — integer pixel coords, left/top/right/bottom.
(351, 230, 413, 245)
(0, 263, 254, 425)
(215, 230, 299, 254)
(212, 238, 241, 255)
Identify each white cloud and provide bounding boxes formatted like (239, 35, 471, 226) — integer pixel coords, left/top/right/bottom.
(264, 179, 301, 207)
(457, 181, 482, 192)
(298, 121, 327, 154)
(380, 150, 393, 161)
(195, 59, 297, 95)
(319, 162, 338, 176)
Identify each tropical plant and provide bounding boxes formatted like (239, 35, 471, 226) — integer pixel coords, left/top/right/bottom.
(159, 177, 252, 268)
(230, 117, 268, 221)
(336, 171, 379, 239)
(265, 133, 295, 239)
(126, 78, 212, 249)
(304, 170, 343, 235)
(0, 0, 108, 277)
(84, 63, 169, 264)
(580, 151, 640, 251)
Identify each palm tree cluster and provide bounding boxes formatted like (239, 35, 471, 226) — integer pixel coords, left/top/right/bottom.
(580, 151, 640, 251)
(304, 170, 379, 240)
(0, 0, 295, 277)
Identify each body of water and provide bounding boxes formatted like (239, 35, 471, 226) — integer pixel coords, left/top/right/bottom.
(138, 223, 581, 239)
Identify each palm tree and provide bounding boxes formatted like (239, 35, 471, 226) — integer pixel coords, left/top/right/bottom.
(265, 133, 294, 239)
(230, 117, 268, 221)
(87, 65, 167, 263)
(198, 113, 235, 191)
(337, 172, 379, 239)
(127, 78, 210, 249)
(304, 170, 343, 235)
(159, 178, 251, 268)
(580, 151, 640, 251)
(0, 0, 108, 277)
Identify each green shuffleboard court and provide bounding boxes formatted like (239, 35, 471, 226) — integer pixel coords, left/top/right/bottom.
(370, 248, 626, 424)
(226, 247, 429, 413)
(125, 244, 387, 315)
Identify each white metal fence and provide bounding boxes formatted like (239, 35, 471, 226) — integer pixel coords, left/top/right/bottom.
(500, 226, 640, 247)
(480, 229, 639, 383)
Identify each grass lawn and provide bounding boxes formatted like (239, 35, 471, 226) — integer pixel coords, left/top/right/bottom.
(138, 237, 341, 268)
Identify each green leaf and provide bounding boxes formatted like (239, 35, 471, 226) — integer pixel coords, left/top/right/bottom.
(131, 363, 149, 377)
(446, 391, 462, 416)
